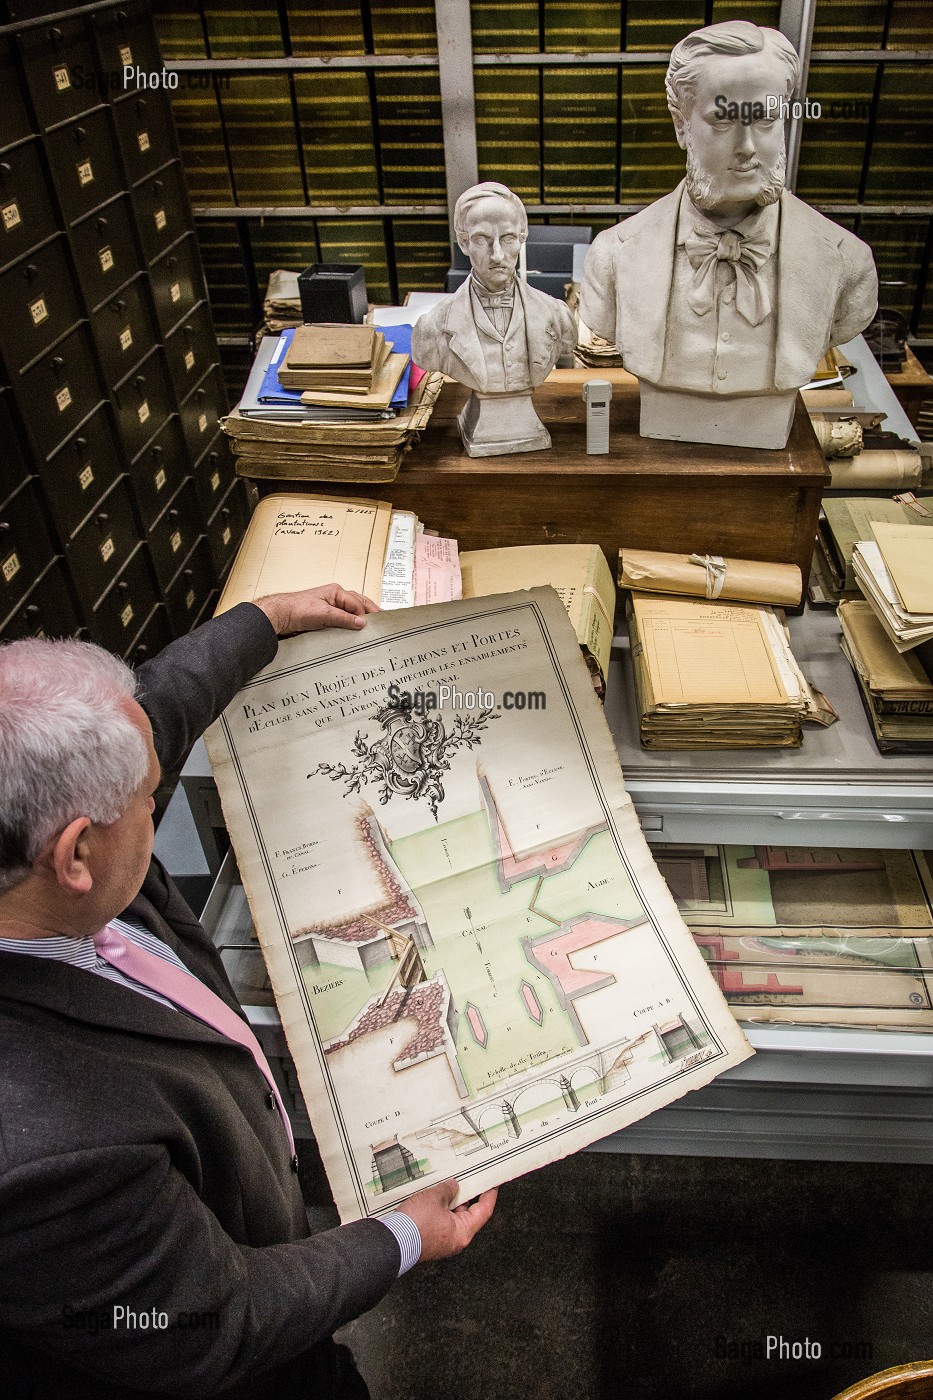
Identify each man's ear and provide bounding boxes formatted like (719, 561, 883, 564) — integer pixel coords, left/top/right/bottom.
(456, 233, 470, 257)
(39, 817, 94, 895)
(672, 115, 688, 151)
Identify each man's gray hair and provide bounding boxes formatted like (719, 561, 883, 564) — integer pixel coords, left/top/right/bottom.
(0, 638, 148, 894)
(454, 181, 528, 243)
(666, 21, 800, 126)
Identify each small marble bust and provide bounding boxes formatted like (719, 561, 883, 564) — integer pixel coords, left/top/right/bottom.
(579, 21, 878, 450)
(412, 181, 577, 456)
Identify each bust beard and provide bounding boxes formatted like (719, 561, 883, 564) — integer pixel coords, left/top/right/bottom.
(684, 139, 786, 217)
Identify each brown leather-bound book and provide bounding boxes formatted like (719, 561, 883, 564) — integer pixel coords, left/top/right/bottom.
(286, 323, 376, 370)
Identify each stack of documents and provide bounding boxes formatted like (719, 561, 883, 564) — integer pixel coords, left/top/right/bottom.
(819, 495, 933, 597)
(626, 593, 816, 748)
(216, 501, 617, 698)
(259, 269, 302, 341)
(277, 324, 409, 413)
(838, 598, 933, 751)
(460, 544, 616, 696)
(215, 494, 461, 617)
(852, 521, 933, 652)
(223, 334, 443, 484)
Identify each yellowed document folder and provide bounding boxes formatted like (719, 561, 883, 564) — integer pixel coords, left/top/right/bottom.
(215, 494, 392, 615)
(870, 523, 933, 615)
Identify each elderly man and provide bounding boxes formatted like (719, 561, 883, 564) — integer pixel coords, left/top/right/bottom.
(412, 180, 577, 455)
(0, 586, 496, 1400)
(580, 20, 877, 448)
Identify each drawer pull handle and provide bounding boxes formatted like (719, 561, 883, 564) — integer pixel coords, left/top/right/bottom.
(114, 299, 127, 312)
(168, 509, 179, 521)
(0, 163, 10, 178)
(152, 445, 163, 457)
(49, 27, 62, 42)
(24, 263, 37, 278)
(74, 436, 87, 449)
(134, 374, 146, 387)
(182, 568, 193, 580)
(96, 513, 109, 526)
(96, 216, 108, 233)
(135, 645, 149, 658)
(50, 356, 64, 370)
(117, 580, 129, 594)
(76, 127, 87, 141)
(24, 604, 40, 619)
(0, 521, 9, 532)
(153, 180, 163, 193)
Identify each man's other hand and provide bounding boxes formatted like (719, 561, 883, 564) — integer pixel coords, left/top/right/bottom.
(398, 1180, 498, 1263)
(255, 584, 380, 636)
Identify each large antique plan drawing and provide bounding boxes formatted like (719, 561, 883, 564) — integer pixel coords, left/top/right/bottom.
(206, 589, 751, 1221)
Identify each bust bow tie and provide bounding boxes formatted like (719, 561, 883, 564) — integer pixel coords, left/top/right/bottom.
(475, 289, 514, 308)
(683, 226, 772, 326)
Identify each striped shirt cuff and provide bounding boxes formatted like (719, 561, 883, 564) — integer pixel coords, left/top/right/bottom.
(379, 1211, 422, 1276)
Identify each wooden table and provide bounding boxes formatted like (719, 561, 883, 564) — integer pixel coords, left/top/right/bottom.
(265, 371, 829, 583)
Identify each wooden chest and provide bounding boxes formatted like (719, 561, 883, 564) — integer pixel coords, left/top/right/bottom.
(261, 370, 829, 583)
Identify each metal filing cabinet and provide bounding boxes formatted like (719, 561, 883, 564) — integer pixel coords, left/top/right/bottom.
(0, 1, 246, 657)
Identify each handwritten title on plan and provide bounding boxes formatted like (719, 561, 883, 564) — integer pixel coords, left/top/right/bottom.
(240, 628, 530, 732)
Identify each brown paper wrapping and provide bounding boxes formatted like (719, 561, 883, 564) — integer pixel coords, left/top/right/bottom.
(802, 387, 855, 410)
(619, 547, 802, 607)
(829, 450, 923, 490)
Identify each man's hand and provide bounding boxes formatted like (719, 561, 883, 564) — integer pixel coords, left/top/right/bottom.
(397, 1180, 498, 1263)
(255, 584, 380, 636)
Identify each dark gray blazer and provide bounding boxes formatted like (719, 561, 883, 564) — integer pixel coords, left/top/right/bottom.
(0, 604, 399, 1399)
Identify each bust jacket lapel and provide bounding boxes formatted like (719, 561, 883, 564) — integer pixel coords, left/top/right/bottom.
(615, 182, 682, 383)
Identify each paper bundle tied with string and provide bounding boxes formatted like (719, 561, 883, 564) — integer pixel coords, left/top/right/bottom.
(619, 548, 802, 608)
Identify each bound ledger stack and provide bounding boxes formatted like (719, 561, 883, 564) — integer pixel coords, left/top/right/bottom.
(838, 599, 933, 752)
(626, 593, 818, 748)
(223, 325, 443, 484)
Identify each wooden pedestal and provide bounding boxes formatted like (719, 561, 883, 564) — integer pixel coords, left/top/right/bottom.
(261, 372, 829, 582)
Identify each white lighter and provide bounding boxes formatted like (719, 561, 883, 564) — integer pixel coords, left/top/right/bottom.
(582, 378, 612, 454)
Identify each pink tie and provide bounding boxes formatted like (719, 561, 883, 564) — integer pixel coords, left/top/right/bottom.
(93, 923, 295, 1159)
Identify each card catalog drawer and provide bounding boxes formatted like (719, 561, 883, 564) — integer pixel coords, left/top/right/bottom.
(0, 138, 58, 273)
(0, 388, 31, 503)
(148, 477, 199, 590)
(164, 300, 218, 399)
(206, 479, 250, 574)
(133, 161, 189, 264)
(88, 540, 160, 653)
(70, 194, 142, 312)
(39, 403, 122, 541)
(90, 271, 157, 387)
(112, 345, 174, 460)
(112, 91, 175, 186)
(129, 411, 187, 531)
(0, 234, 81, 374)
(164, 536, 214, 636)
(124, 601, 170, 666)
(15, 323, 103, 460)
(1, 558, 81, 640)
(149, 233, 204, 337)
(19, 18, 100, 131)
(191, 430, 235, 517)
(93, 3, 164, 91)
(0, 37, 33, 153)
(65, 473, 138, 609)
(0, 478, 56, 617)
(45, 107, 123, 226)
(179, 364, 227, 464)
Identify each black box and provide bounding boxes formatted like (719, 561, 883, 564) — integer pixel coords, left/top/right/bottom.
(297, 263, 367, 324)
